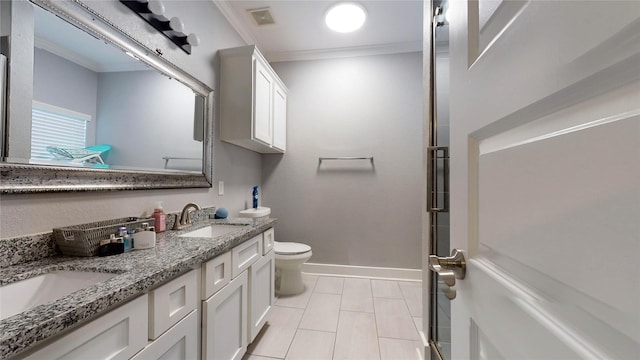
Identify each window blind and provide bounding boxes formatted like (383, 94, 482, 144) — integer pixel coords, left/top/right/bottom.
(31, 101, 90, 160)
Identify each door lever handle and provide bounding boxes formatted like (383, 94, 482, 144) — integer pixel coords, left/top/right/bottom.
(429, 249, 466, 300)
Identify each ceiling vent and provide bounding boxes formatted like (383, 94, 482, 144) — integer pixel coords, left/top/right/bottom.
(248, 7, 275, 26)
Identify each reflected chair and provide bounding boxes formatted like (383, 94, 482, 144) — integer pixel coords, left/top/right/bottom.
(46, 144, 111, 165)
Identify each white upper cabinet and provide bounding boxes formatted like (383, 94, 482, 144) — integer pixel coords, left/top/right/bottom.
(220, 45, 288, 153)
(272, 82, 287, 152)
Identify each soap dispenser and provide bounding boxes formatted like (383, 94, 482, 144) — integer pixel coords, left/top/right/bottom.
(152, 201, 166, 233)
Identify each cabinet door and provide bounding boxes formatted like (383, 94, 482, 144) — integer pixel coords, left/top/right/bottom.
(203, 271, 248, 360)
(24, 295, 148, 360)
(248, 250, 275, 343)
(131, 310, 198, 360)
(272, 82, 287, 152)
(253, 57, 273, 147)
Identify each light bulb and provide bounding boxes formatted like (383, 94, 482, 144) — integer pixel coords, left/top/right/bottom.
(325, 2, 367, 33)
(147, 0, 165, 16)
(187, 33, 200, 47)
(170, 17, 184, 32)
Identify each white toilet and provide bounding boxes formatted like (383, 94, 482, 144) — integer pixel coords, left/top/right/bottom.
(274, 241, 312, 296)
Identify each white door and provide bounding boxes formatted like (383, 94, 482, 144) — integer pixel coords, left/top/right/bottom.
(427, 0, 640, 359)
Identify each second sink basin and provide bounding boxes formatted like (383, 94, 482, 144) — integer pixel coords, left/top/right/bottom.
(178, 224, 245, 238)
(0, 271, 117, 320)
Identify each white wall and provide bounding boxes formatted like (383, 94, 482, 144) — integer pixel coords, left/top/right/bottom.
(0, 0, 260, 238)
(264, 52, 423, 269)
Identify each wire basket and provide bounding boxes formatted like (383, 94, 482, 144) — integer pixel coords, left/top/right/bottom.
(53, 217, 155, 257)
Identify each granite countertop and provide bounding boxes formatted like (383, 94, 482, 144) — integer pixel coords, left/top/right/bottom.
(0, 217, 277, 360)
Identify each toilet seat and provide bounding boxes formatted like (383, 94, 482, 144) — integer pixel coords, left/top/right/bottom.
(275, 242, 311, 255)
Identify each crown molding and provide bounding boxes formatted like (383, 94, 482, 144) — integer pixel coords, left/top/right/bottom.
(35, 38, 147, 73)
(35, 37, 101, 72)
(212, 0, 257, 47)
(266, 40, 423, 63)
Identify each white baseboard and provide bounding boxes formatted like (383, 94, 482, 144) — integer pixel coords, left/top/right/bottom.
(301, 262, 421, 282)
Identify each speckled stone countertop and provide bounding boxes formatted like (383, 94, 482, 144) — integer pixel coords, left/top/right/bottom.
(0, 217, 276, 360)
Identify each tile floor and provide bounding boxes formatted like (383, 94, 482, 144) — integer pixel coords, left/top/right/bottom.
(243, 275, 424, 360)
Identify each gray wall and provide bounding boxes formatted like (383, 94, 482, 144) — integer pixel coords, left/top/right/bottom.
(96, 70, 201, 170)
(0, 0, 260, 237)
(33, 47, 98, 145)
(264, 52, 423, 269)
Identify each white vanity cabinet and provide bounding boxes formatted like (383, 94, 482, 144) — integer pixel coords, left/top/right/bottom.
(23, 295, 149, 360)
(219, 45, 288, 153)
(201, 228, 276, 359)
(16, 227, 276, 360)
(19, 269, 200, 360)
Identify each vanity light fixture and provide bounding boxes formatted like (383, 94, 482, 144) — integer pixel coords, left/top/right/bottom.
(147, 0, 165, 16)
(325, 2, 367, 33)
(119, 0, 199, 54)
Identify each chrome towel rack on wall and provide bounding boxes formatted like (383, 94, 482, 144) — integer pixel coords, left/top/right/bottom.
(318, 157, 374, 164)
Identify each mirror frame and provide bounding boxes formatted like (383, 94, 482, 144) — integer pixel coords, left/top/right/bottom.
(0, 0, 214, 193)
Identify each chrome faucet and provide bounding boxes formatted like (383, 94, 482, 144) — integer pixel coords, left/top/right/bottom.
(173, 203, 201, 230)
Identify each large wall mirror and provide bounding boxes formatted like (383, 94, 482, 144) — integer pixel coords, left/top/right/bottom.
(0, 0, 214, 192)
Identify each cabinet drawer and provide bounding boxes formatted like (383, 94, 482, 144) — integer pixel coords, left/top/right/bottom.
(148, 270, 198, 340)
(262, 228, 274, 255)
(231, 235, 262, 278)
(24, 295, 148, 360)
(131, 310, 198, 360)
(202, 251, 232, 299)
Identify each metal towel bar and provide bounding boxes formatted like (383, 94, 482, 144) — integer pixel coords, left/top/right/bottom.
(318, 157, 374, 163)
(163, 156, 201, 168)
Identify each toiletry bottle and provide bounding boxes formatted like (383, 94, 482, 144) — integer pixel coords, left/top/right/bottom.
(117, 226, 127, 237)
(123, 232, 131, 252)
(127, 229, 136, 251)
(152, 201, 166, 233)
(98, 234, 124, 256)
(252, 186, 259, 209)
(134, 222, 156, 250)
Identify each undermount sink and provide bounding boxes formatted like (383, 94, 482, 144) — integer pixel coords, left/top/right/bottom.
(177, 224, 245, 238)
(0, 271, 117, 320)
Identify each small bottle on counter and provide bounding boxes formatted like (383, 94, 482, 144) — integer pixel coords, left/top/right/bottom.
(98, 234, 124, 257)
(123, 230, 135, 252)
(152, 202, 167, 233)
(134, 222, 156, 250)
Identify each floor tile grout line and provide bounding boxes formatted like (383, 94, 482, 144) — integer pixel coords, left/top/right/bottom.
(399, 284, 424, 342)
(369, 277, 384, 360)
(331, 300, 342, 360)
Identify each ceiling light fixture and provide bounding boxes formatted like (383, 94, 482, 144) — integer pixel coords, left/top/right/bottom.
(325, 2, 366, 33)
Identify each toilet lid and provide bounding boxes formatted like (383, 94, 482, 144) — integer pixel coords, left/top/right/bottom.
(275, 242, 311, 255)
